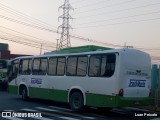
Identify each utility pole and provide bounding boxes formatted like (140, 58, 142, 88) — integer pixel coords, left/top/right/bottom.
(56, 39, 59, 51)
(58, 0, 74, 49)
(40, 43, 42, 55)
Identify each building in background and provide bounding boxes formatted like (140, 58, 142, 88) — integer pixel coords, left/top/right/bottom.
(0, 43, 31, 59)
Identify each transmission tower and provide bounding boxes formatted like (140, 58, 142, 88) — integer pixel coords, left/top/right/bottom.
(58, 0, 74, 49)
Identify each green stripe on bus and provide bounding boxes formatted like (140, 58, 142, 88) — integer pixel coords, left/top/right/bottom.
(8, 85, 150, 108)
(116, 96, 150, 107)
(8, 85, 18, 94)
(29, 87, 68, 102)
(86, 93, 150, 108)
(86, 93, 117, 107)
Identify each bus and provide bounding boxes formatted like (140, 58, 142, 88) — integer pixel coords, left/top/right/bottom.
(0, 60, 7, 78)
(7, 46, 151, 111)
(0, 60, 8, 90)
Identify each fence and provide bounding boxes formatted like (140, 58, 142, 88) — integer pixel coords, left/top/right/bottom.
(151, 64, 160, 111)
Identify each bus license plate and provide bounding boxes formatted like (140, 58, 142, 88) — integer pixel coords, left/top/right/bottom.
(129, 80, 146, 87)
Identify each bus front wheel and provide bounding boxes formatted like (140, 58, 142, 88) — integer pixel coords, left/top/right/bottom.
(22, 87, 28, 100)
(69, 92, 84, 112)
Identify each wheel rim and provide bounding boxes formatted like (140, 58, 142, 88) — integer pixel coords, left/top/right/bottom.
(22, 89, 26, 99)
(73, 96, 81, 108)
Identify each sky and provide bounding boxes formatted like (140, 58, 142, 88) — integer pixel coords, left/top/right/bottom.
(0, 0, 159, 63)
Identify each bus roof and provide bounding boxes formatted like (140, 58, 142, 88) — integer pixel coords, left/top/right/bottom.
(56, 45, 113, 54)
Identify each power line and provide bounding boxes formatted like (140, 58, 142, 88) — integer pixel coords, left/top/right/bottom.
(137, 48, 160, 51)
(0, 31, 42, 47)
(0, 2, 137, 49)
(0, 2, 58, 51)
(0, 12, 117, 48)
(0, 1, 159, 59)
(74, 11, 160, 26)
(0, 14, 58, 33)
(0, 26, 56, 45)
(76, 0, 111, 9)
(1, 20, 159, 60)
(0, 2, 57, 29)
(76, 2, 160, 19)
(71, 0, 86, 4)
(1, 12, 159, 51)
(0, 2, 158, 52)
(70, 34, 123, 48)
(72, 0, 137, 15)
(0, 30, 56, 50)
(0, 35, 54, 52)
(75, 17, 160, 29)
(0, 11, 124, 46)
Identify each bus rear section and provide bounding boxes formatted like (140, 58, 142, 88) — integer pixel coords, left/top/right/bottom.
(116, 49, 151, 107)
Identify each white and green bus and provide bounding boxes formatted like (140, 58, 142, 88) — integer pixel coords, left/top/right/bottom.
(8, 46, 151, 111)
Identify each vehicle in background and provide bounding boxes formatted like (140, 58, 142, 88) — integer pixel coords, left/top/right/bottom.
(0, 60, 8, 90)
(7, 45, 151, 111)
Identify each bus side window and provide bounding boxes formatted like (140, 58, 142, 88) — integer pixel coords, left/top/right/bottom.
(20, 59, 32, 75)
(48, 57, 57, 75)
(32, 59, 40, 75)
(19, 60, 22, 74)
(40, 58, 47, 75)
(101, 56, 107, 76)
(67, 56, 88, 76)
(12, 60, 19, 77)
(48, 57, 65, 76)
(89, 55, 101, 77)
(13, 65, 18, 76)
(32, 58, 47, 75)
(102, 54, 116, 77)
(28, 59, 32, 74)
(57, 57, 65, 76)
(89, 54, 116, 77)
(77, 56, 88, 76)
(67, 57, 77, 76)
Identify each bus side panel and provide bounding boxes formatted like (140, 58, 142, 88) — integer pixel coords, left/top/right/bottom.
(51, 89, 68, 102)
(28, 75, 68, 102)
(115, 96, 150, 107)
(29, 87, 51, 100)
(8, 85, 18, 94)
(86, 93, 150, 108)
(86, 93, 116, 108)
(85, 93, 150, 108)
(29, 87, 68, 103)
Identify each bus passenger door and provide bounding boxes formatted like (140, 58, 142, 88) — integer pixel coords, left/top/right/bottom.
(8, 60, 19, 84)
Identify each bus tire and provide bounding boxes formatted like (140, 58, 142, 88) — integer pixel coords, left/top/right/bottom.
(69, 92, 84, 112)
(22, 86, 28, 101)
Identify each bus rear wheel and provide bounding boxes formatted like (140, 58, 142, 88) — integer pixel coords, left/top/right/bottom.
(22, 87, 28, 101)
(69, 92, 84, 112)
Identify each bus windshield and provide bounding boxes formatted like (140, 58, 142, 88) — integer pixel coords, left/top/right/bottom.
(0, 60, 7, 69)
(0, 60, 7, 78)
